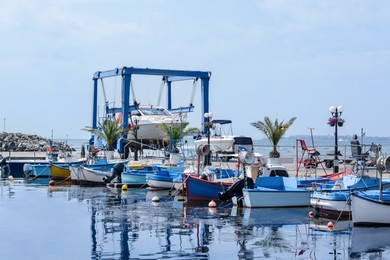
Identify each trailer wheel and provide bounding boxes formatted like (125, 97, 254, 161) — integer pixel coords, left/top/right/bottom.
(325, 160, 333, 168)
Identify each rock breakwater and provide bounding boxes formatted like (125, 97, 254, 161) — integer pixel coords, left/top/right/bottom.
(0, 132, 74, 152)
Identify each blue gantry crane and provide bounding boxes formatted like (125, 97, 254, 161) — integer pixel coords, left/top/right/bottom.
(91, 66, 212, 153)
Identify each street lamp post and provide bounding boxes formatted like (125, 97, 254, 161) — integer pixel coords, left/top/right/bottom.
(134, 118, 139, 161)
(329, 105, 344, 173)
(204, 112, 213, 166)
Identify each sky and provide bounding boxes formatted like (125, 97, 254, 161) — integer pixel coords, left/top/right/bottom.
(1, 0, 390, 141)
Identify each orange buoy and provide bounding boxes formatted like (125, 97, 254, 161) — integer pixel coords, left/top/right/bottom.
(49, 180, 56, 186)
(327, 221, 334, 231)
(208, 200, 216, 208)
(309, 211, 314, 217)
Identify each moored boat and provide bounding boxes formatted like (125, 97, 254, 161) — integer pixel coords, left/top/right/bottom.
(121, 165, 154, 187)
(343, 155, 390, 225)
(24, 164, 51, 179)
(219, 155, 311, 208)
(185, 174, 234, 201)
(351, 190, 390, 226)
(50, 164, 71, 181)
(241, 176, 311, 208)
(77, 161, 127, 186)
(310, 174, 390, 218)
(146, 165, 186, 189)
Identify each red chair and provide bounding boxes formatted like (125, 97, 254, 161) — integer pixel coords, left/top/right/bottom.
(296, 139, 326, 176)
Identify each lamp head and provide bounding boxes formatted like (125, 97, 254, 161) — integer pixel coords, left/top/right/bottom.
(204, 112, 213, 119)
(337, 106, 344, 114)
(329, 106, 336, 113)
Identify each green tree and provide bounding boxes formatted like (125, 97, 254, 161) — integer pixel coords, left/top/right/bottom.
(159, 122, 199, 149)
(82, 117, 124, 151)
(251, 116, 297, 158)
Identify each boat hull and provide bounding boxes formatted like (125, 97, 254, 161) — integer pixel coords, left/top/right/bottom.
(194, 137, 235, 153)
(78, 166, 116, 185)
(242, 188, 311, 208)
(30, 164, 51, 178)
(310, 191, 351, 217)
(121, 171, 147, 187)
(185, 175, 232, 200)
(310, 176, 390, 217)
(351, 190, 390, 226)
(241, 177, 311, 208)
(50, 164, 71, 181)
(145, 165, 185, 189)
(146, 174, 175, 189)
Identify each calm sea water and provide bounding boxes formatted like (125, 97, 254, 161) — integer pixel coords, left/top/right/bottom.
(60, 136, 390, 160)
(1, 181, 390, 259)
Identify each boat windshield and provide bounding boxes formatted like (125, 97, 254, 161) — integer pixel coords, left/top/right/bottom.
(139, 107, 172, 116)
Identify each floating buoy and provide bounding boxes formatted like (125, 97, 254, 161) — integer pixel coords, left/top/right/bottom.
(309, 211, 314, 217)
(327, 221, 334, 231)
(208, 200, 216, 208)
(48, 180, 56, 186)
(152, 196, 160, 202)
(121, 184, 128, 191)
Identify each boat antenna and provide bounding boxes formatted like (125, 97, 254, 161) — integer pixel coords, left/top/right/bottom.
(361, 128, 365, 146)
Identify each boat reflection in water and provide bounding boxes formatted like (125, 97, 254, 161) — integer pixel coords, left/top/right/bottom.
(230, 207, 311, 259)
(309, 216, 352, 233)
(350, 227, 390, 259)
(82, 186, 313, 260)
(6, 182, 390, 259)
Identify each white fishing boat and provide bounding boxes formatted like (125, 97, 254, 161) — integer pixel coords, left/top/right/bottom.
(241, 176, 311, 208)
(76, 161, 127, 185)
(351, 156, 390, 226)
(310, 175, 390, 217)
(219, 153, 311, 208)
(351, 190, 390, 225)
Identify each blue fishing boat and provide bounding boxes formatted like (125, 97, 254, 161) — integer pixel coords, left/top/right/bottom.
(185, 174, 233, 200)
(241, 176, 311, 208)
(310, 174, 390, 217)
(146, 164, 186, 189)
(121, 166, 155, 187)
(28, 164, 51, 179)
(219, 157, 311, 207)
(175, 166, 240, 193)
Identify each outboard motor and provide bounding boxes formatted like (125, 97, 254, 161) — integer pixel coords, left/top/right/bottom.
(218, 177, 254, 207)
(0, 156, 10, 178)
(200, 170, 215, 182)
(23, 164, 33, 179)
(104, 162, 125, 183)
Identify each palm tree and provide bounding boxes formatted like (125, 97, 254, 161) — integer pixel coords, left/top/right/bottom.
(159, 122, 199, 151)
(251, 116, 297, 158)
(82, 117, 125, 151)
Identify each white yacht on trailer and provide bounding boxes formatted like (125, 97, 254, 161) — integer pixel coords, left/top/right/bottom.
(126, 105, 185, 141)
